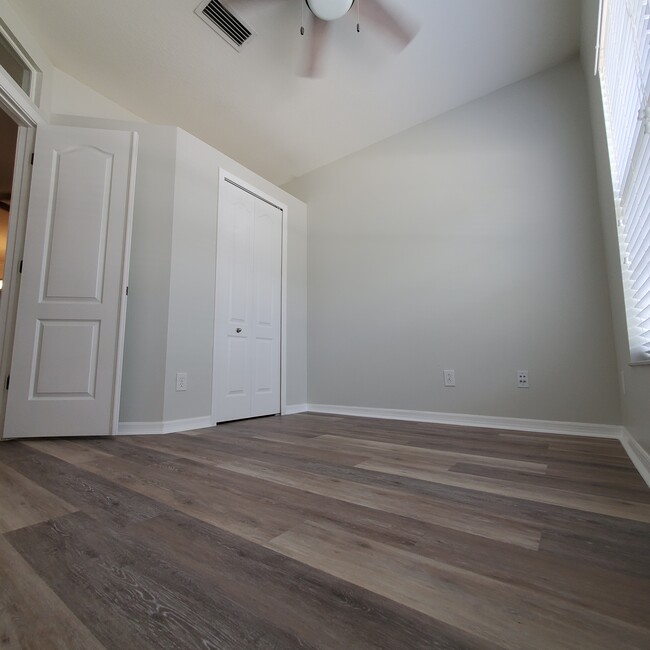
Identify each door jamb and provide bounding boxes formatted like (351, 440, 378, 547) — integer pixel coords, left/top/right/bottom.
(211, 169, 288, 424)
(0, 68, 43, 440)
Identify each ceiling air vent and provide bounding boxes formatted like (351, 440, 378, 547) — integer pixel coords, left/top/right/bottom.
(195, 1, 253, 50)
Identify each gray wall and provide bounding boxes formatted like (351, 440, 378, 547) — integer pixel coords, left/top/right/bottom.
(163, 129, 219, 422)
(120, 124, 177, 423)
(285, 59, 620, 424)
(581, 0, 650, 451)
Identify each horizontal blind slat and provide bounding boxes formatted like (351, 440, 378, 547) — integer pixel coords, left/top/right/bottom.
(600, 0, 650, 362)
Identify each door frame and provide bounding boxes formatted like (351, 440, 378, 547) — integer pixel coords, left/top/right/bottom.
(211, 169, 288, 424)
(0, 68, 43, 439)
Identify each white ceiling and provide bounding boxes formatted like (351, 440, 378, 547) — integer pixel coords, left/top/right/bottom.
(10, 0, 581, 186)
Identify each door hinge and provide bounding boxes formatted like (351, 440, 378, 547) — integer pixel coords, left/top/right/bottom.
(30, 153, 34, 165)
(18, 260, 23, 274)
(126, 286, 129, 296)
(5, 376, 9, 390)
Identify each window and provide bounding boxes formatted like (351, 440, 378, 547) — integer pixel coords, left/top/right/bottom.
(0, 32, 31, 95)
(0, 21, 40, 103)
(598, 0, 650, 364)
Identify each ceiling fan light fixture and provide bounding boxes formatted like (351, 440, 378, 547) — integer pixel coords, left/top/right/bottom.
(306, 0, 354, 21)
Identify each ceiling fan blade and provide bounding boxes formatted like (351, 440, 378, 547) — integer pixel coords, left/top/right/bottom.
(301, 14, 330, 78)
(360, 0, 417, 48)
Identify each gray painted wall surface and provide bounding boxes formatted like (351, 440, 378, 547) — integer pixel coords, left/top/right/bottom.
(581, 0, 650, 451)
(163, 130, 220, 422)
(119, 124, 177, 423)
(285, 59, 620, 424)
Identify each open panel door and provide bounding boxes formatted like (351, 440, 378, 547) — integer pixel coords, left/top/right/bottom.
(3, 125, 138, 438)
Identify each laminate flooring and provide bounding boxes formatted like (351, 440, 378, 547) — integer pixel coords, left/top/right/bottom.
(1, 413, 649, 649)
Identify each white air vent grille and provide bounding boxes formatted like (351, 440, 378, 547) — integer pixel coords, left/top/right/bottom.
(195, 1, 253, 50)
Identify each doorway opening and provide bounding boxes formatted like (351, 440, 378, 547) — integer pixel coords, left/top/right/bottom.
(0, 108, 19, 323)
(0, 20, 41, 438)
(0, 104, 33, 439)
(0, 110, 37, 439)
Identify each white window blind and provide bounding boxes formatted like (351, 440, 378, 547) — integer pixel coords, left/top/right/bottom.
(598, 0, 650, 363)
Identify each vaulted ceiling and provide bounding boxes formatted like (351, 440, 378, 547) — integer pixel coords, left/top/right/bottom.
(10, 0, 582, 185)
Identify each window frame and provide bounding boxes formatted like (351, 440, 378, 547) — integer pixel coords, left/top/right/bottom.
(597, 0, 650, 366)
(0, 19, 41, 107)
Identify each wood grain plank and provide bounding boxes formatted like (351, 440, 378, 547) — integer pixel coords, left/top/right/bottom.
(546, 458, 649, 490)
(78, 450, 306, 544)
(449, 461, 650, 502)
(356, 458, 650, 520)
(267, 520, 650, 650)
(130, 510, 498, 650)
(120, 434, 244, 467)
(131, 430, 373, 468)
(0, 534, 105, 649)
(297, 501, 650, 627)
(302, 433, 550, 472)
(6, 512, 306, 650)
(24, 439, 115, 465)
(3, 447, 169, 527)
(217, 458, 543, 549)
(539, 521, 650, 579)
(0, 441, 38, 463)
(0, 462, 77, 533)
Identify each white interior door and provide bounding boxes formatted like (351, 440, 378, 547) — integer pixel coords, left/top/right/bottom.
(3, 125, 138, 438)
(214, 179, 282, 423)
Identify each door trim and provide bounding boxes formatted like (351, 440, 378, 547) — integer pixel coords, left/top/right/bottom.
(0, 68, 42, 130)
(0, 67, 43, 439)
(0, 126, 35, 439)
(211, 169, 288, 424)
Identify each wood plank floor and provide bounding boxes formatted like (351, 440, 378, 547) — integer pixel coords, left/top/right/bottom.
(1, 413, 650, 649)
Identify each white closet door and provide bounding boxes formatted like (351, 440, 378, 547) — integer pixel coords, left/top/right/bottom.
(250, 198, 282, 417)
(4, 125, 138, 438)
(215, 180, 282, 423)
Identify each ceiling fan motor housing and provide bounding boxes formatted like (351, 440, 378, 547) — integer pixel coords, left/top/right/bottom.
(306, 0, 354, 21)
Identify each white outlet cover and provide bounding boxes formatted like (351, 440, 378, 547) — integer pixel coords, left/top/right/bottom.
(444, 370, 456, 387)
(176, 372, 188, 391)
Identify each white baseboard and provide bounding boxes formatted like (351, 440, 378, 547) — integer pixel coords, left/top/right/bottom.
(304, 403, 624, 438)
(117, 416, 214, 436)
(620, 428, 650, 488)
(284, 403, 309, 415)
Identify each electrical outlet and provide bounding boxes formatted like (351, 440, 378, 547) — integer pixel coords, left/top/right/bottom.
(176, 372, 188, 391)
(517, 371, 529, 388)
(444, 369, 456, 387)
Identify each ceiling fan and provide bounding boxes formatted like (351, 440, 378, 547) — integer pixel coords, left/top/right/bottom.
(229, 0, 416, 76)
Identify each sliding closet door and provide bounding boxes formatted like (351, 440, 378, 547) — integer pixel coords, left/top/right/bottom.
(214, 179, 282, 423)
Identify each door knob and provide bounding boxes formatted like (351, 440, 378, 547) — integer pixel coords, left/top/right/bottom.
(236, 327, 242, 333)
